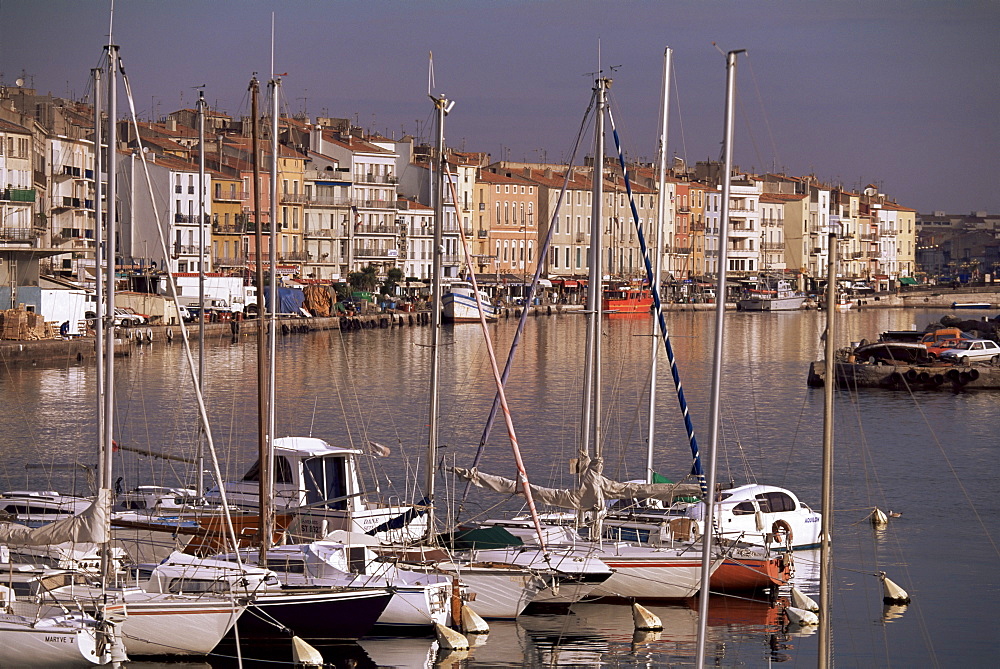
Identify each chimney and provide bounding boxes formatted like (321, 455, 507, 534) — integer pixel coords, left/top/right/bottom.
(167, 118, 177, 132)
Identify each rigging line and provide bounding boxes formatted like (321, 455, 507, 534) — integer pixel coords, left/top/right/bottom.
(735, 85, 768, 179)
(744, 54, 781, 172)
(605, 104, 705, 493)
(118, 59, 244, 563)
(447, 175, 550, 559)
(455, 87, 598, 519)
(671, 58, 689, 170)
(839, 376, 939, 665)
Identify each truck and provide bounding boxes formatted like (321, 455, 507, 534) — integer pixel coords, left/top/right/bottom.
(165, 274, 257, 316)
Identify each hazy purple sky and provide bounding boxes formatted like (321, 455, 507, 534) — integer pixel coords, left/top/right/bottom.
(2, 1, 997, 214)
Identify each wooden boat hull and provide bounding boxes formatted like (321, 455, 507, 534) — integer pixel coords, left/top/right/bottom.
(603, 297, 653, 314)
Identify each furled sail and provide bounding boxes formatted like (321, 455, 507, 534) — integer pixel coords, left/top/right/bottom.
(0, 488, 110, 545)
(449, 457, 701, 514)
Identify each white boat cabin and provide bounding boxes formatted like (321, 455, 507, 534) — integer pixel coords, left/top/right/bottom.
(208, 436, 426, 543)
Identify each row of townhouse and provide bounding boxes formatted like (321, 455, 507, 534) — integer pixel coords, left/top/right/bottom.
(0, 86, 920, 294)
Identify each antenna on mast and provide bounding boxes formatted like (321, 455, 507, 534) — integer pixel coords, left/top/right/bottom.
(427, 51, 435, 98)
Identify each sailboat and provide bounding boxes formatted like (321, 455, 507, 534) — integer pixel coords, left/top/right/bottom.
(451, 74, 723, 601)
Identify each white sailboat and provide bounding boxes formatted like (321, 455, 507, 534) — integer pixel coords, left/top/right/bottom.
(451, 75, 722, 600)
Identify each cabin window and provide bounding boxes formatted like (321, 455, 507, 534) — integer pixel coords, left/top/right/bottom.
(303, 456, 348, 510)
(240, 456, 293, 483)
(756, 492, 796, 513)
(348, 546, 367, 575)
(731, 501, 756, 516)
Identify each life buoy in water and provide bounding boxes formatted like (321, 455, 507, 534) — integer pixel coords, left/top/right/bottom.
(771, 519, 793, 546)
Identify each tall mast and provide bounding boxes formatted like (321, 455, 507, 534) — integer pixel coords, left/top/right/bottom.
(647, 47, 671, 483)
(102, 44, 118, 499)
(818, 231, 837, 668)
(195, 90, 206, 498)
(695, 48, 744, 669)
(92, 65, 105, 465)
(268, 77, 281, 510)
(250, 77, 273, 564)
(426, 93, 451, 538)
(581, 76, 609, 464)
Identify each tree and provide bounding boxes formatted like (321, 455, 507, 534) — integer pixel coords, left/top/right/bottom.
(347, 265, 379, 293)
(382, 267, 404, 296)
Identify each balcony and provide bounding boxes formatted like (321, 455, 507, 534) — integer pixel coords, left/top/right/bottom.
(305, 195, 352, 207)
(174, 214, 204, 224)
(477, 230, 488, 239)
(762, 241, 785, 250)
(172, 244, 205, 256)
(355, 224, 398, 235)
(279, 251, 310, 262)
(213, 255, 247, 267)
(0, 227, 40, 242)
(357, 199, 395, 210)
(215, 190, 249, 203)
(55, 196, 83, 209)
(280, 193, 308, 204)
(355, 247, 397, 258)
(358, 173, 398, 185)
(1, 188, 36, 203)
(575, 232, 587, 243)
(690, 222, 706, 232)
(674, 246, 692, 255)
(213, 221, 246, 234)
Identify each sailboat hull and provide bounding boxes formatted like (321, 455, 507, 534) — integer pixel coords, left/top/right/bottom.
(589, 546, 719, 600)
(0, 614, 109, 667)
(229, 588, 392, 642)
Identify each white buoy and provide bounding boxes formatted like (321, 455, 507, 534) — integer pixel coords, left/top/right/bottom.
(291, 635, 324, 667)
(870, 508, 889, 527)
(461, 604, 489, 634)
(879, 572, 911, 604)
(785, 606, 819, 626)
(631, 602, 663, 631)
(434, 622, 470, 651)
(790, 586, 819, 612)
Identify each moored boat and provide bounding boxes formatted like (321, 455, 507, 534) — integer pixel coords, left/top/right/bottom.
(442, 282, 498, 322)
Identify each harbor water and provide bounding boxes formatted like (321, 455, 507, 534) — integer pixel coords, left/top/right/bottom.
(1, 306, 997, 667)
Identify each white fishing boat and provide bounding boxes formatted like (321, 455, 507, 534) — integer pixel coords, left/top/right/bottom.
(737, 278, 806, 311)
(442, 281, 498, 322)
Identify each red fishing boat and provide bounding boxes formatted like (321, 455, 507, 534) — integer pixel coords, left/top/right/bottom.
(602, 280, 653, 314)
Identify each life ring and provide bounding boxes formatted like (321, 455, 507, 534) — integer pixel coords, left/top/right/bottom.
(771, 520, 793, 546)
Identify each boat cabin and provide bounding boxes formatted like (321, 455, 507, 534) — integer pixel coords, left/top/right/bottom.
(208, 436, 426, 543)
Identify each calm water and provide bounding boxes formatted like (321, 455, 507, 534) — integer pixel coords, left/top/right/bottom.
(2, 306, 998, 667)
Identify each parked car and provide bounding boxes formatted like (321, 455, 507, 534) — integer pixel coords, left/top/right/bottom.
(921, 328, 975, 359)
(938, 339, 1000, 364)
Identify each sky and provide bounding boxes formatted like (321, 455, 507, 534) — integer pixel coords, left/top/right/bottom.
(1, 0, 997, 215)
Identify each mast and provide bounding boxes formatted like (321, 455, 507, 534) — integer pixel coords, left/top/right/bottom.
(647, 47, 671, 483)
(195, 90, 206, 498)
(426, 92, 452, 538)
(581, 76, 609, 464)
(695, 48, 744, 669)
(818, 231, 837, 668)
(102, 43, 118, 502)
(250, 77, 273, 565)
(92, 65, 105, 466)
(267, 76, 281, 519)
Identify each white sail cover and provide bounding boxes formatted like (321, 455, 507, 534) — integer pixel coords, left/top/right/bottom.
(449, 458, 701, 514)
(0, 488, 111, 546)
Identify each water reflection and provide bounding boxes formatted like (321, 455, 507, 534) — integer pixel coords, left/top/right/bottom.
(1, 308, 996, 666)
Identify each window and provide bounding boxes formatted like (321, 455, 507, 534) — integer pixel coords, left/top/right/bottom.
(732, 501, 756, 516)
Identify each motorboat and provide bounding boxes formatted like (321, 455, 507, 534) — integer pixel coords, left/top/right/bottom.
(737, 279, 806, 311)
(442, 281, 498, 322)
(206, 435, 428, 544)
